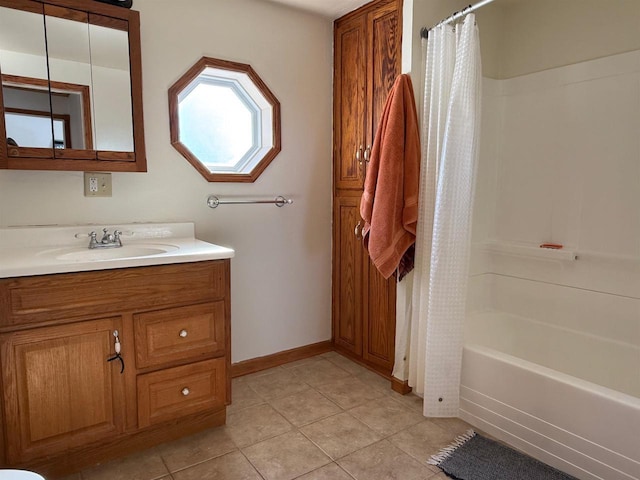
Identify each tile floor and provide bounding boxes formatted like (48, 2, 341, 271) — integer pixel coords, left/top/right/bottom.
(66, 351, 473, 480)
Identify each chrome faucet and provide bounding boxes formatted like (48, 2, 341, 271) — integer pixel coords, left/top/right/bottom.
(89, 228, 123, 249)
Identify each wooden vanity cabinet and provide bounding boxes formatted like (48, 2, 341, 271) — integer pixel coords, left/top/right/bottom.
(0, 260, 231, 478)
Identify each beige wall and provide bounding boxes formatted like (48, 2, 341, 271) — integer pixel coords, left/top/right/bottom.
(0, 0, 334, 363)
(474, 5, 504, 79)
(485, 0, 640, 78)
(411, 0, 640, 79)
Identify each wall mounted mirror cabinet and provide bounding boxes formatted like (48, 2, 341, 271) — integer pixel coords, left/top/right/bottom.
(0, 0, 146, 172)
(169, 57, 280, 182)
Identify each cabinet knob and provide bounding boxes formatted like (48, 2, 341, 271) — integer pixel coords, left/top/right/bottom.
(354, 221, 362, 239)
(181, 387, 190, 396)
(363, 145, 371, 162)
(179, 329, 188, 338)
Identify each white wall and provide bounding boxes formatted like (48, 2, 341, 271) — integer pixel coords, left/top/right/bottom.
(0, 0, 334, 363)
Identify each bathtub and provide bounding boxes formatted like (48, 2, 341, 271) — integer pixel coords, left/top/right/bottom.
(460, 312, 640, 480)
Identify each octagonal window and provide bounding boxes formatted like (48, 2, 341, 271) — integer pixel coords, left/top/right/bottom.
(169, 57, 281, 182)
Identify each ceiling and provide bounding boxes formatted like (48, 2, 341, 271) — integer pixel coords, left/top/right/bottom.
(265, 0, 371, 19)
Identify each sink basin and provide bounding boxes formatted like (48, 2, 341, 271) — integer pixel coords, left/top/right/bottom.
(38, 244, 179, 262)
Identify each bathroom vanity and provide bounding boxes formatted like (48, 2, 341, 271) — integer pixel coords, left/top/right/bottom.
(0, 224, 234, 477)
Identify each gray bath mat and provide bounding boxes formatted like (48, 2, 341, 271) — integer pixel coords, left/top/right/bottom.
(428, 430, 578, 480)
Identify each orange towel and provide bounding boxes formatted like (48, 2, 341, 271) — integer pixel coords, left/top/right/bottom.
(361, 74, 420, 280)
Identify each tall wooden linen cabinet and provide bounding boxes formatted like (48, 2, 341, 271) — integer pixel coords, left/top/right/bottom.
(332, 0, 402, 376)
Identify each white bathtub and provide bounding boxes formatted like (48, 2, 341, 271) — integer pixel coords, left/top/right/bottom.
(460, 312, 640, 480)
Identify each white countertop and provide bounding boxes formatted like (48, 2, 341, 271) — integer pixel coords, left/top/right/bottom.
(0, 222, 234, 279)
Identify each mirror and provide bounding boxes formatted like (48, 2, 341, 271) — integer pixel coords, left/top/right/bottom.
(45, 9, 92, 154)
(0, 3, 52, 153)
(0, 0, 146, 171)
(3, 75, 91, 149)
(88, 20, 133, 152)
(169, 57, 281, 183)
(44, 5, 134, 157)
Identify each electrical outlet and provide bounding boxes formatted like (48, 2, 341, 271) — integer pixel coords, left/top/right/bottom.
(84, 172, 112, 197)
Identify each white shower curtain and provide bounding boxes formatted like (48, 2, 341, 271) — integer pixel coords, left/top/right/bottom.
(406, 14, 482, 417)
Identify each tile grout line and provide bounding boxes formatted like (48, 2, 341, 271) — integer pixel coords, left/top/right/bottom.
(236, 353, 434, 461)
(161, 447, 242, 476)
(237, 359, 406, 478)
(290, 462, 358, 480)
(234, 409, 297, 450)
(158, 449, 173, 478)
(238, 449, 268, 480)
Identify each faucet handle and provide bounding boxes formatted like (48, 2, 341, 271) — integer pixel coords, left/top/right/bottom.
(100, 228, 113, 243)
(88, 231, 98, 248)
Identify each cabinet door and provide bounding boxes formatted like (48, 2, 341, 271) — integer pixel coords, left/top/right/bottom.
(366, 0, 402, 148)
(333, 196, 364, 355)
(363, 259, 396, 372)
(360, 0, 400, 374)
(334, 14, 367, 191)
(0, 317, 126, 463)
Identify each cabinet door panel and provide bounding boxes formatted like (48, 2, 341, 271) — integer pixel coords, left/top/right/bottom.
(334, 15, 366, 191)
(364, 0, 399, 375)
(0, 317, 125, 463)
(333, 196, 363, 355)
(363, 260, 396, 372)
(367, 1, 401, 145)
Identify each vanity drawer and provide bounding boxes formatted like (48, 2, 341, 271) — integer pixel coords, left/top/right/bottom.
(137, 358, 225, 428)
(0, 260, 229, 327)
(134, 302, 225, 368)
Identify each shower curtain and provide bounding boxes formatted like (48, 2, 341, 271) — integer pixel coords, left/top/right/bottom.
(406, 14, 482, 417)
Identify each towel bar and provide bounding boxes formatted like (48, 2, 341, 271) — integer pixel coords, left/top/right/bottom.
(207, 195, 293, 208)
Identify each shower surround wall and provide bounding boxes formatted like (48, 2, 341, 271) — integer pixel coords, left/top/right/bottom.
(463, 49, 640, 480)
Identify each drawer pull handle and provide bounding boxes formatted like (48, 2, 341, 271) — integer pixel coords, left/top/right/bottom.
(107, 330, 125, 374)
(179, 329, 188, 338)
(181, 387, 190, 396)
